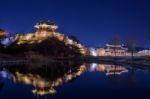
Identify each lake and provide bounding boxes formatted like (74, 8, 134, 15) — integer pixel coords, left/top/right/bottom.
(0, 62, 150, 99)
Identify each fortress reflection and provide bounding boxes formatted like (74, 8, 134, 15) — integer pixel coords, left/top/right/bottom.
(0, 62, 88, 96)
(0, 62, 129, 96)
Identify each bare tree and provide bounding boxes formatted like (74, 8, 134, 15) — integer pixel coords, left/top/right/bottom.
(126, 37, 137, 59)
(147, 26, 150, 48)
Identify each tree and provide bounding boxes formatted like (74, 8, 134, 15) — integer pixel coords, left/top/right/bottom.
(147, 26, 150, 48)
(126, 37, 137, 60)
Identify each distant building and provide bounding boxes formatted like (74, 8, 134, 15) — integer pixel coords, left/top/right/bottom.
(137, 50, 150, 56)
(97, 48, 105, 56)
(96, 44, 128, 56)
(104, 44, 128, 56)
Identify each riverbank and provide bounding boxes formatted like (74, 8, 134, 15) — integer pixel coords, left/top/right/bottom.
(0, 55, 150, 68)
(83, 56, 150, 67)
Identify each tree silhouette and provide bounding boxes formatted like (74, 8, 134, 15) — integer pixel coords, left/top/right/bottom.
(3, 37, 82, 58)
(109, 35, 121, 56)
(126, 37, 137, 60)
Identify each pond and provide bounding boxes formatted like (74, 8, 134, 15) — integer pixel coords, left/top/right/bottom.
(0, 62, 150, 99)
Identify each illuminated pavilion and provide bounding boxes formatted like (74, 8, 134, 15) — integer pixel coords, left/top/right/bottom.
(15, 21, 59, 44)
(35, 21, 58, 38)
(105, 44, 128, 56)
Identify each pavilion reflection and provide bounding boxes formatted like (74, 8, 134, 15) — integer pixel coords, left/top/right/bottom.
(89, 63, 129, 86)
(0, 62, 129, 96)
(0, 62, 88, 96)
(0, 81, 4, 90)
(90, 63, 128, 76)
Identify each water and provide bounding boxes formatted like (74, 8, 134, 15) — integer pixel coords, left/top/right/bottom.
(0, 62, 150, 99)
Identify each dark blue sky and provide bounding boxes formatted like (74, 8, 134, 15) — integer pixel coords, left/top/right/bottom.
(0, 0, 150, 47)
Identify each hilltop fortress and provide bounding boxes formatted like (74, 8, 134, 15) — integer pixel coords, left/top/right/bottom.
(14, 21, 88, 56)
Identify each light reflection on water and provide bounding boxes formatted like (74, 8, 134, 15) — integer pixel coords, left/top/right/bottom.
(0, 62, 150, 99)
(89, 63, 128, 76)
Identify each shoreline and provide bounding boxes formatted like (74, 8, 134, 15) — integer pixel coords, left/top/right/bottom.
(0, 55, 150, 68)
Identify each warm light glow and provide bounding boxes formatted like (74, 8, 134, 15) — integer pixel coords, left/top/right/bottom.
(14, 21, 88, 56)
(11, 63, 87, 96)
(34, 23, 58, 30)
(96, 64, 105, 72)
(97, 48, 105, 56)
(103, 44, 128, 56)
(0, 30, 7, 37)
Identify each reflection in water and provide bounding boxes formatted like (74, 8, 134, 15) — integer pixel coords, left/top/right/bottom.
(0, 62, 145, 98)
(89, 63, 97, 72)
(89, 63, 130, 86)
(0, 69, 8, 90)
(128, 68, 137, 86)
(0, 69, 13, 79)
(1, 62, 88, 96)
(0, 81, 4, 90)
(89, 63, 128, 76)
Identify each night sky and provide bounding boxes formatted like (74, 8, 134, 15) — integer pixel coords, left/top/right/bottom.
(0, 0, 150, 47)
